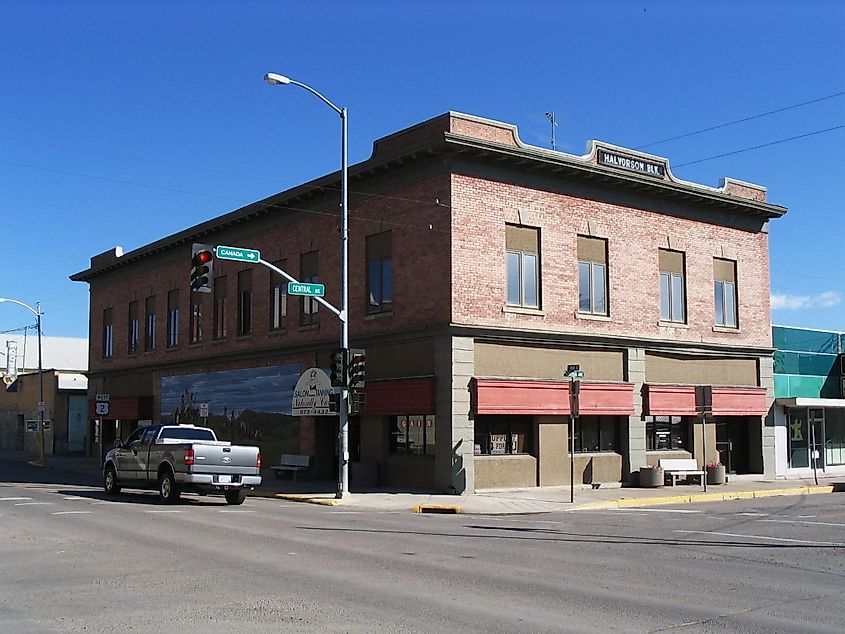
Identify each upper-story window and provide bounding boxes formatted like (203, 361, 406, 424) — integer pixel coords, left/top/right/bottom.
(237, 270, 252, 336)
(577, 236, 608, 315)
(366, 232, 393, 314)
(213, 275, 228, 340)
(659, 249, 686, 323)
(270, 259, 287, 331)
(300, 251, 319, 326)
(714, 258, 738, 328)
(144, 295, 156, 352)
(189, 297, 203, 344)
(506, 225, 539, 308)
(102, 308, 113, 358)
(166, 289, 180, 348)
(127, 301, 138, 354)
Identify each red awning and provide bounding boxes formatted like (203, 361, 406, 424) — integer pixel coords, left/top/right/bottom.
(361, 378, 435, 416)
(472, 379, 634, 416)
(88, 396, 153, 421)
(710, 386, 768, 416)
(644, 385, 698, 416)
(644, 385, 768, 417)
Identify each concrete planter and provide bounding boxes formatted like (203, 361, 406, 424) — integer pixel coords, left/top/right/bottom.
(706, 464, 726, 485)
(639, 466, 664, 488)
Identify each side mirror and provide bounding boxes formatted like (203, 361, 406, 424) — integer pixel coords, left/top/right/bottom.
(113, 439, 124, 449)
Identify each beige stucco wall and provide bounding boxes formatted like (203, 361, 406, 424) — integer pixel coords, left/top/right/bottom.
(645, 353, 758, 386)
(474, 343, 625, 381)
(475, 455, 537, 489)
(538, 418, 567, 485)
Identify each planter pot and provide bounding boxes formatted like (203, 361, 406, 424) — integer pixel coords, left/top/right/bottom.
(706, 465, 726, 485)
(639, 466, 664, 488)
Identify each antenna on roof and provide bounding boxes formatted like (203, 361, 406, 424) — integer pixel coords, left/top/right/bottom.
(545, 112, 559, 151)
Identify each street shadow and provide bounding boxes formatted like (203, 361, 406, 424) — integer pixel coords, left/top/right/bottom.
(298, 524, 844, 550)
(55, 487, 231, 506)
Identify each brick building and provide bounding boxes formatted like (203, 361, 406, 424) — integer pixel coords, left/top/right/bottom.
(71, 112, 786, 492)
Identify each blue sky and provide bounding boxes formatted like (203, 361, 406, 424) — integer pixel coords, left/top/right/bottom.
(1, 0, 843, 338)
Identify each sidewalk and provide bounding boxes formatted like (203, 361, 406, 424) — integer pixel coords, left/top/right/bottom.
(4, 450, 841, 515)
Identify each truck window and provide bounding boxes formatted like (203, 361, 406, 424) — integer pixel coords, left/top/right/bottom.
(158, 427, 216, 441)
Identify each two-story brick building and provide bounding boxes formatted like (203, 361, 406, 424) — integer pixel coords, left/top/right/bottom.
(71, 112, 786, 493)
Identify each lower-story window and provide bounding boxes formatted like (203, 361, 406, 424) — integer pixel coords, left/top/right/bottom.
(573, 415, 618, 453)
(474, 415, 533, 455)
(390, 415, 435, 455)
(645, 415, 689, 451)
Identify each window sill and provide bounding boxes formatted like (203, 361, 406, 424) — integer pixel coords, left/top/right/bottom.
(573, 451, 621, 456)
(298, 323, 320, 332)
(364, 310, 393, 321)
(211, 338, 228, 345)
(127, 352, 138, 358)
(474, 453, 535, 459)
(268, 328, 288, 337)
(164, 346, 179, 352)
(658, 320, 689, 329)
(188, 342, 203, 348)
(575, 312, 611, 322)
(503, 305, 545, 316)
(235, 333, 253, 341)
(712, 325, 740, 334)
(143, 349, 156, 355)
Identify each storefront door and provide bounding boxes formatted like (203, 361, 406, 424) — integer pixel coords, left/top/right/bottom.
(716, 419, 749, 474)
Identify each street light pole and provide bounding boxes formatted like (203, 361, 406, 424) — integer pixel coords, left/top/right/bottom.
(0, 298, 46, 464)
(264, 72, 350, 498)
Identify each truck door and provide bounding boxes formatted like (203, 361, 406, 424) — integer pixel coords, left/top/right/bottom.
(132, 426, 159, 481)
(115, 428, 143, 481)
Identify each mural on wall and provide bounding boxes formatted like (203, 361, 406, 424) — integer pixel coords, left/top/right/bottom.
(160, 364, 301, 456)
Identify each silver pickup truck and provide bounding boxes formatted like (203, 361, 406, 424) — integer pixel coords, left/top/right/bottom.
(103, 424, 262, 505)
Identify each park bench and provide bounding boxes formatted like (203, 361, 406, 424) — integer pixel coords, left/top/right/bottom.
(270, 454, 311, 481)
(658, 458, 705, 487)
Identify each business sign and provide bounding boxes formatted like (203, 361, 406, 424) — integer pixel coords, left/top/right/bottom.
(597, 149, 666, 179)
(291, 368, 335, 417)
(216, 245, 260, 263)
(199, 403, 209, 418)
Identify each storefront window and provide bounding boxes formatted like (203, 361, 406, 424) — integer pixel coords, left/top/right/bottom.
(788, 408, 809, 468)
(645, 416, 688, 451)
(572, 416, 618, 453)
(390, 415, 435, 455)
(474, 415, 533, 456)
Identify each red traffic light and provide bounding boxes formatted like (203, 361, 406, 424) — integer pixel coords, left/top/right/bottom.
(195, 250, 213, 264)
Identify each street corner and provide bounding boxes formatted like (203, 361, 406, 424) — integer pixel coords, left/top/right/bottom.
(273, 493, 342, 506)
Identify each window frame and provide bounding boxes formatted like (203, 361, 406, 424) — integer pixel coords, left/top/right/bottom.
(144, 296, 156, 352)
(189, 297, 203, 344)
(389, 415, 435, 455)
(644, 415, 689, 451)
(128, 301, 139, 354)
(270, 259, 288, 331)
(505, 225, 540, 309)
(166, 289, 180, 348)
(102, 308, 113, 358)
(474, 415, 533, 456)
(300, 251, 319, 326)
(714, 258, 738, 328)
(571, 415, 618, 453)
(213, 275, 228, 340)
(366, 232, 393, 315)
(237, 269, 252, 336)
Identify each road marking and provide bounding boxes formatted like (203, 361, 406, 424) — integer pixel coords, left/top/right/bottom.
(760, 518, 845, 528)
(0, 497, 32, 501)
(219, 509, 255, 513)
(92, 501, 130, 505)
(52, 511, 93, 515)
(736, 512, 770, 517)
(144, 510, 182, 513)
(675, 530, 845, 547)
(15, 502, 51, 506)
(62, 496, 86, 500)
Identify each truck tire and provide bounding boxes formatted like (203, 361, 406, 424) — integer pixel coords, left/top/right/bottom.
(104, 465, 121, 496)
(158, 470, 181, 504)
(225, 489, 246, 505)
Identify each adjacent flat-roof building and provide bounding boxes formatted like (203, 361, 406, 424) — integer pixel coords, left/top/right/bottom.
(71, 112, 786, 492)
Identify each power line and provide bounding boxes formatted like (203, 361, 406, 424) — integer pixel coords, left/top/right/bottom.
(636, 90, 845, 149)
(673, 123, 845, 168)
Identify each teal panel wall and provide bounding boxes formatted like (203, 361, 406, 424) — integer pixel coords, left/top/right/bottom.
(772, 327, 838, 354)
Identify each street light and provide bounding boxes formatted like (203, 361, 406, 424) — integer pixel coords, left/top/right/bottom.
(0, 297, 45, 464)
(264, 72, 350, 499)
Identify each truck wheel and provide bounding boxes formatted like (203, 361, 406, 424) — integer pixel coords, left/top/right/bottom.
(104, 465, 121, 495)
(225, 490, 246, 505)
(158, 470, 181, 504)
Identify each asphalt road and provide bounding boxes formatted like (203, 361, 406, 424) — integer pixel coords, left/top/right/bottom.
(1, 460, 843, 633)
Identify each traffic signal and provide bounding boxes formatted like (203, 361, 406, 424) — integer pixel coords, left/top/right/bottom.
(349, 390, 367, 415)
(348, 348, 366, 388)
(191, 244, 214, 293)
(329, 348, 348, 387)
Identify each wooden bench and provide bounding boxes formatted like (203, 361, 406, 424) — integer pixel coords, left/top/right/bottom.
(658, 458, 705, 487)
(270, 454, 311, 481)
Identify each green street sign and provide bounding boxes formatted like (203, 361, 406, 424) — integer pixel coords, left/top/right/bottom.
(288, 281, 325, 297)
(215, 245, 260, 263)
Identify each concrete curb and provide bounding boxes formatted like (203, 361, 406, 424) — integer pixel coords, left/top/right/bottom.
(574, 485, 837, 510)
(413, 504, 462, 514)
(273, 493, 342, 506)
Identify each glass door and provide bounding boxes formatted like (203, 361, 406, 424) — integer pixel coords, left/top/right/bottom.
(787, 408, 809, 468)
(809, 408, 825, 470)
(824, 409, 845, 466)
